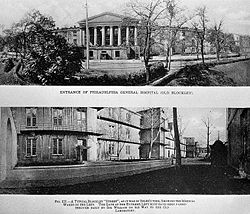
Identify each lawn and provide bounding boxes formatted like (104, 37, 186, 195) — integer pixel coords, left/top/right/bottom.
(78, 60, 145, 78)
(214, 60, 250, 86)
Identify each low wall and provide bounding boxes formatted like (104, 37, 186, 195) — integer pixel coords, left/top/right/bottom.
(0, 159, 172, 189)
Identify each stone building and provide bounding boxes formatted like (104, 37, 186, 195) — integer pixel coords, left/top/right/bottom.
(56, 12, 140, 60)
(138, 108, 175, 159)
(227, 108, 250, 174)
(97, 108, 141, 160)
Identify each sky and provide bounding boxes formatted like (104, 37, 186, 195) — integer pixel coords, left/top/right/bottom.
(132, 107, 227, 147)
(0, 0, 250, 35)
(178, 108, 226, 147)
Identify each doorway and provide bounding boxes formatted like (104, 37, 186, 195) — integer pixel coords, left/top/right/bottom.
(76, 139, 88, 162)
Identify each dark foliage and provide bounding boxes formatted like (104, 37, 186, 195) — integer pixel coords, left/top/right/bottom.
(3, 58, 15, 73)
(4, 10, 83, 85)
(168, 63, 235, 86)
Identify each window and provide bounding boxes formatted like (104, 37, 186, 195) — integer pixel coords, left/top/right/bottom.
(53, 108, 63, 126)
(126, 113, 131, 122)
(115, 51, 120, 58)
(108, 108, 114, 117)
(77, 110, 86, 125)
(73, 31, 77, 37)
(89, 51, 94, 57)
(126, 145, 130, 155)
(26, 138, 37, 156)
(108, 142, 115, 155)
(53, 138, 63, 155)
(109, 125, 115, 138)
(73, 39, 77, 45)
(126, 129, 131, 140)
(77, 139, 87, 147)
(26, 108, 37, 127)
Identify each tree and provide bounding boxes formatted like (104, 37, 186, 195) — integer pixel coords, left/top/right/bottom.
(127, 0, 166, 83)
(4, 10, 82, 85)
(207, 19, 224, 61)
(201, 116, 213, 157)
(192, 6, 209, 65)
(173, 107, 181, 166)
(163, 0, 192, 70)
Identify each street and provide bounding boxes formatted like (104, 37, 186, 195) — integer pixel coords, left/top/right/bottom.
(2, 159, 250, 195)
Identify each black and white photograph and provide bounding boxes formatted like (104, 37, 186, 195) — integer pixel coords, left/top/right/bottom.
(1, 0, 250, 213)
(0, 107, 249, 195)
(0, 0, 249, 86)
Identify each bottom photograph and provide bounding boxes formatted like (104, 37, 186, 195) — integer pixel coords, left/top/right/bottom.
(0, 107, 249, 194)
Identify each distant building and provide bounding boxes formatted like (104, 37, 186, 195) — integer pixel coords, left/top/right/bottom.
(196, 146, 207, 158)
(56, 12, 140, 60)
(138, 108, 175, 159)
(183, 137, 196, 158)
(227, 108, 250, 174)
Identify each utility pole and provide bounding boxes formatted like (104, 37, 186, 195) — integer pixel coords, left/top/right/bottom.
(173, 107, 181, 166)
(85, 0, 90, 69)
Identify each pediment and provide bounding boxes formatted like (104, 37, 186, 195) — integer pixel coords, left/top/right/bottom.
(79, 12, 125, 25)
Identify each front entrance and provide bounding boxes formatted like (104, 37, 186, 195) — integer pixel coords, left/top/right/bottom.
(76, 139, 88, 162)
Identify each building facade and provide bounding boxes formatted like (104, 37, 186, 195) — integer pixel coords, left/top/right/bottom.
(227, 108, 250, 174)
(97, 108, 141, 160)
(4, 107, 180, 166)
(138, 108, 175, 159)
(56, 12, 140, 60)
(11, 107, 100, 165)
(9, 107, 142, 166)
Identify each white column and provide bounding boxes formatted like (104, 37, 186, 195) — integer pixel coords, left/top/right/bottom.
(102, 26, 105, 46)
(82, 29, 85, 46)
(94, 27, 97, 46)
(79, 29, 83, 46)
(118, 26, 121, 46)
(134, 27, 138, 46)
(110, 26, 113, 46)
(126, 26, 130, 45)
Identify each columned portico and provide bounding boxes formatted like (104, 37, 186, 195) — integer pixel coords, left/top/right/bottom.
(77, 12, 140, 60)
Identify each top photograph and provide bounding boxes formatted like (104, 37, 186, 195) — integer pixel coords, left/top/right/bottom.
(0, 0, 249, 86)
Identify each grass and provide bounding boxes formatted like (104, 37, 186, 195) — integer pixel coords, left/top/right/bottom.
(214, 60, 250, 86)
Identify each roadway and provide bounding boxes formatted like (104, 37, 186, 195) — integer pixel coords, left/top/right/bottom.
(1, 158, 249, 194)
